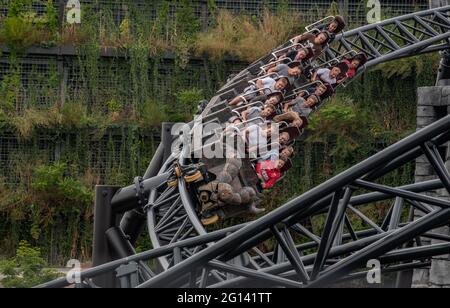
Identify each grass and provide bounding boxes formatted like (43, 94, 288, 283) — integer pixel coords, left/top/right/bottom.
(11, 106, 60, 138)
(196, 9, 303, 62)
(138, 100, 169, 128)
(7, 103, 122, 139)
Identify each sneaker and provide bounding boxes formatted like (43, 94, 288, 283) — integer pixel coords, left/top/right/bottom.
(201, 214, 219, 226)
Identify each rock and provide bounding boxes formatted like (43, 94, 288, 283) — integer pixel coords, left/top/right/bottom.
(217, 183, 240, 205)
(417, 116, 437, 128)
(225, 163, 240, 179)
(415, 162, 435, 176)
(229, 193, 242, 205)
(417, 105, 437, 117)
(239, 189, 251, 204)
(217, 171, 233, 184)
(412, 268, 430, 288)
(242, 187, 256, 199)
(430, 260, 450, 286)
(417, 87, 442, 106)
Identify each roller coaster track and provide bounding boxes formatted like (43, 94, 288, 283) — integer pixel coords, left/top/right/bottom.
(39, 5, 450, 288)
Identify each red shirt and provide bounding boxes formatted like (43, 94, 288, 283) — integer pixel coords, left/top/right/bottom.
(344, 59, 356, 79)
(256, 160, 282, 189)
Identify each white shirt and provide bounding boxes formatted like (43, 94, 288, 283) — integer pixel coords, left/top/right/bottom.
(316, 68, 337, 85)
(247, 125, 268, 149)
(260, 77, 276, 94)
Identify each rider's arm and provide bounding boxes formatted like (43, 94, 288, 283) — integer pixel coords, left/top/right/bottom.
(241, 109, 250, 121)
(255, 79, 264, 89)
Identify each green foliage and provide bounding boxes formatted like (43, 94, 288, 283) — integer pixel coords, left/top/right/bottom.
(107, 99, 123, 113)
(326, 1, 341, 16)
(0, 259, 17, 276)
(32, 163, 93, 206)
(207, 0, 218, 14)
(0, 66, 20, 113)
(129, 39, 150, 114)
(374, 53, 440, 79)
(308, 97, 369, 158)
(7, 0, 32, 17)
(0, 160, 96, 264)
(60, 101, 88, 129)
(0, 240, 60, 288)
(27, 163, 92, 245)
(175, 88, 204, 121)
(0, 0, 58, 53)
(14, 240, 46, 274)
(0, 16, 37, 52)
(44, 0, 59, 34)
(175, 0, 201, 39)
(32, 163, 67, 191)
(174, 0, 201, 68)
(138, 100, 168, 128)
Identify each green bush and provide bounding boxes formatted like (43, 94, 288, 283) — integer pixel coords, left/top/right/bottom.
(0, 68, 20, 113)
(138, 100, 169, 128)
(176, 88, 204, 120)
(32, 163, 93, 206)
(7, 0, 32, 18)
(43, 0, 59, 34)
(308, 97, 370, 158)
(60, 101, 88, 129)
(0, 0, 58, 52)
(174, 0, 201, 67)
(28, 163, 93, 243)
(0, 240, 61, 288)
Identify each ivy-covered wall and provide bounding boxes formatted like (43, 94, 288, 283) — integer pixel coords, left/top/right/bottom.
(0, 0, 438, 264)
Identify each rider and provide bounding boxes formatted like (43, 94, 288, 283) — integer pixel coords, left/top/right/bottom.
(281, 47, 314, 63)
(229, 76, 290, 106)
(343, 53, 368, 79)
(267, 61, 303, 85)
(248, 91, 284, 107)
(280, 146, 295, 161)
(273, 109, 309, 131)
(312, 63, 348, 87)
(255, 157, 287, 190)
(325, 15, 346, 34)
(283, 93, 321, 118)
(292, 30, 332, 59)
(240, 104, 277, 123)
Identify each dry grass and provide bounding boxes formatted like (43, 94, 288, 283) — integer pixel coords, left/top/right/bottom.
(11, 106, 61, 139)
(195, 11, 238, 60)
(59, 25, 89, 46)
(196, 10, 302, 62)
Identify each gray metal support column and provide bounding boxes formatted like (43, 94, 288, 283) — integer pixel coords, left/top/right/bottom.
(120, 142, 165, 245)
(162, 122, 176, 162)
(413, 86, 450, 288)
(57, 0, 65, 34)
(92, 185, 121, 288)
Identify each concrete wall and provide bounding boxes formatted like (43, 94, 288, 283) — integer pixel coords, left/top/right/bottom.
(430, 0, 450, 8)
(413, 86, 450, 288)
